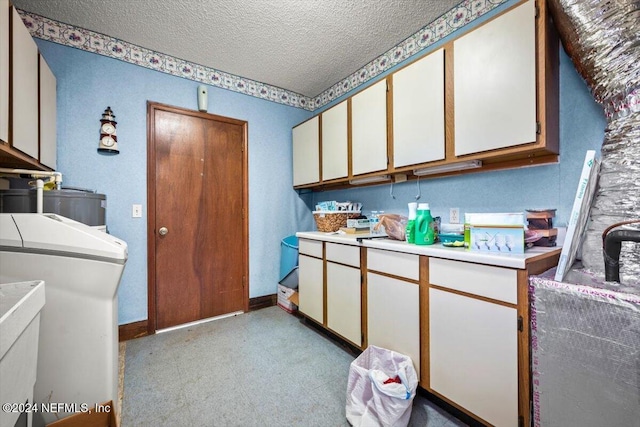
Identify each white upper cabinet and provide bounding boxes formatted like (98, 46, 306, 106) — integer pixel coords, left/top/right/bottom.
(351, 80, 388, 175)
(0, 0, 8, 144)
(39, 55, 57, 170)
(292, 116, 320, 186)
(393, 48, 445, 168)
(11, 6, 39, 159)
(454, 0, 536, 156)
(321, 100, 348, 181)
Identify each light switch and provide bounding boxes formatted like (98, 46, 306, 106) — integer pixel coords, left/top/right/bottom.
(132, 204, 142, 218)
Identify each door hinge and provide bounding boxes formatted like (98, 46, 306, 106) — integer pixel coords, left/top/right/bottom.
(518, 415, 524, 427)
(536, 122, 542, 134)
(242, 276, 246, 288)
(518, 315, 524, 332)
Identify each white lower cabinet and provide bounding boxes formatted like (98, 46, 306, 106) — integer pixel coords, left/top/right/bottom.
(429, 288, 518, 427)
(367, 272, 420, 377)
(429, 257, 520, 426)
(298, 254, 324, 324)
(326, 262, 361, 345)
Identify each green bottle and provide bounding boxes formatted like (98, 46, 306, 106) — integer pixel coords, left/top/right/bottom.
(406, 202, 418, 243)
(415, 203, 435, 245)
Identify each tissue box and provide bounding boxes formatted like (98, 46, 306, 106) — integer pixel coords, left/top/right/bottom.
(277, 285, 297, 313)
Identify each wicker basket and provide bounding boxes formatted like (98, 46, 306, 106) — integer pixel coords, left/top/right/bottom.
(313, 211, 361, 232)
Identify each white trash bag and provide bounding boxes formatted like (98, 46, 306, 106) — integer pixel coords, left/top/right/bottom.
(346, 345, 418, 427)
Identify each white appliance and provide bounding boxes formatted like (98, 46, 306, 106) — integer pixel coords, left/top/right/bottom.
(0, 280, 45, 427)
(0, 214, 127, 426)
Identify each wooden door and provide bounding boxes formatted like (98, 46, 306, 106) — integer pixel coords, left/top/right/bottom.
(147, 102, 248, 332)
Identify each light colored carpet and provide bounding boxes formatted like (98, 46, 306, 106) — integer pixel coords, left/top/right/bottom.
(121, 306, 468, 427)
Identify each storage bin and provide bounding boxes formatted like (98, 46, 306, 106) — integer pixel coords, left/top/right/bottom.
(279, 235, 299, 282)
(313, 211, 361, 232)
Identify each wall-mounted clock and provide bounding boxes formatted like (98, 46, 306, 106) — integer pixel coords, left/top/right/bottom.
(97, 106, 119, 154)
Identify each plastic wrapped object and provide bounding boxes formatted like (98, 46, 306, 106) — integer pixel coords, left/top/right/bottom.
(547, 0, 640, 283)
(529, 267, 640, 427)
(375, 214, 408, 241)
(346, 345, 418, 427)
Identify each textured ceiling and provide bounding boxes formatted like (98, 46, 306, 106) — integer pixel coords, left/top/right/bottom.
(12, 0, 463, 98)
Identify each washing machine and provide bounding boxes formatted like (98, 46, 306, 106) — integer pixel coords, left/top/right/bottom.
(0, 213, 127, 426)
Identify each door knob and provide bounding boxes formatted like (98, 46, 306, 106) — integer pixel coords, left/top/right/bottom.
(159, 227, 168, 236)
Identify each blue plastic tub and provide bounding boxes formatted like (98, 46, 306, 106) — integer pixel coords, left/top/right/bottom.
(279, 235, 299, 282)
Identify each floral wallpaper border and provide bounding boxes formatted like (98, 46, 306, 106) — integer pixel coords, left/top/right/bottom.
(18, 0, 507, 112)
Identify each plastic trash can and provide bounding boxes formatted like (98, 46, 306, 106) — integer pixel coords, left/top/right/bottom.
(279, 235, 299, 286)
(346, 345, 418, 427)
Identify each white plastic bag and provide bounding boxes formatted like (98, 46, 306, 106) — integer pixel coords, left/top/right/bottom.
(346, 345, 418, 427)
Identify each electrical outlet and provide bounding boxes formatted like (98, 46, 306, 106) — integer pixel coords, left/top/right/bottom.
(449, 208, 460, 224)
(132, 204, 142, 218)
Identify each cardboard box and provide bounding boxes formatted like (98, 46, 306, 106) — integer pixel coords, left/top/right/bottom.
(277, 284, 298, 313)
(465, 212, 525, 226)
(468, 225, 525, 253)
(47, 401, 117, 427)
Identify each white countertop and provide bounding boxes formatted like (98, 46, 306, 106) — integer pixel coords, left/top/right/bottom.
(296, 231, 561, 269)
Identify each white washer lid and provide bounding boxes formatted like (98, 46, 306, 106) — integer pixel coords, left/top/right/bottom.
(10, 214, 127, 262)
(0, 214, 23, 247)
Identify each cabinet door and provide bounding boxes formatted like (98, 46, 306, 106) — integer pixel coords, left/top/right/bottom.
(11, 7, 39, 159)
(351, 80, 387, 175)
(326, 262, 361, 346)
(367, 272, 420, 376)
(39, 55, 56, 169)
(292, 116, 319, 186)
(393, 49, 445, 168)
(321, 100, 348, 181)
(454, 0, 536, 156)
(430, 288, 518, 426)
(298, 254, 324, 324)
(0, 0, 8, 144)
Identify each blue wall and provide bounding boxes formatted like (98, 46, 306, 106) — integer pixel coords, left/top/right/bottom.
(36, 40, 314, 325)
(309, 49, 606, 228)
(36, 0, 606, 325)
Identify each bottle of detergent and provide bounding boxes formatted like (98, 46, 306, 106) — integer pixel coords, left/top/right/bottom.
(415, 203, 435, 245)
(405, 202, 418, 243)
